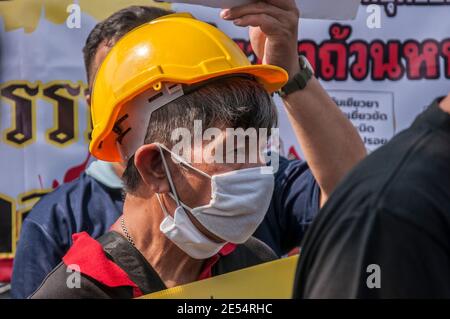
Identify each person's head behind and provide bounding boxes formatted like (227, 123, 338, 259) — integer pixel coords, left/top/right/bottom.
(83, 5, 173, 104)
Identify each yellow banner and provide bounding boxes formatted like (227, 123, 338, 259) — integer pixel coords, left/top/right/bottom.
(140, 255, 298, 299)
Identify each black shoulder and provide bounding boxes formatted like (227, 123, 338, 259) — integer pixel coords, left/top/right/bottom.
(29, 262, 131, 299)
(213, 237, 278, 276)
(239, 237, 279, 263)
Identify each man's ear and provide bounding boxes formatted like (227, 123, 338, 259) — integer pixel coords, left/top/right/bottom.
(134, 144, 170, 194)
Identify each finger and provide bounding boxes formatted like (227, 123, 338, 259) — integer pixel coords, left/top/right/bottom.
(233, 13, 284, 36)
(249, 26, 266, 59)
(221, 1, 297, 23)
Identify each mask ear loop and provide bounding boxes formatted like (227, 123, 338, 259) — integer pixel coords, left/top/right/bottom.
(156, 193, 171, 218)
(157, 143, 182, 207)
(158, 143, 212, 180)
(168, 193, 194, 211)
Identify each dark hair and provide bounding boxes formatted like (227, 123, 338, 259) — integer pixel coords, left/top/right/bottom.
(83, 6, 173, 86)
(122, 77, 278, 193)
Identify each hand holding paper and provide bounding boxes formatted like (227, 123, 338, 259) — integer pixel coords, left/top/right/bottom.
(221, 0, 300, 78)
(159, 0, 361, 20)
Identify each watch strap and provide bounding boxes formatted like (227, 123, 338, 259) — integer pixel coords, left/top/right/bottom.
(277, 56, 313, 98)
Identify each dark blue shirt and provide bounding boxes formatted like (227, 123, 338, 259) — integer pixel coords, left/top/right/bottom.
(11, 157, 319, 299)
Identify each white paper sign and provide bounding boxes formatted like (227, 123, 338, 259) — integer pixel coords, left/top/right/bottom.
(329, 90, 396, 152)
(157, 0, 361, 20)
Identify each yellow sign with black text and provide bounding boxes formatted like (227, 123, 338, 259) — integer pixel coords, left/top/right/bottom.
(140, 255, 299, 299)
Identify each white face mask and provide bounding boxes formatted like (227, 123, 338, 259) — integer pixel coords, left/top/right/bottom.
(157, 195, 225, 260)
(157, 143, 275, 246)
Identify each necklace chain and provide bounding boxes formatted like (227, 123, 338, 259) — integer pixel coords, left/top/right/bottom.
(120, 216, 135, 247)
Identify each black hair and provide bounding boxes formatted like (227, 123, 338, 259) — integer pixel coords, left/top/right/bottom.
(82, 6, 173, 85)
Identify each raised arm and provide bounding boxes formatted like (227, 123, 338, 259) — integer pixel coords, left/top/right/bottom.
(221, 0, 366, 205)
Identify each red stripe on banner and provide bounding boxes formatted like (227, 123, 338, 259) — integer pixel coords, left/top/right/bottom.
(0, 259, 13, 283)
(63, 153, 91, 183)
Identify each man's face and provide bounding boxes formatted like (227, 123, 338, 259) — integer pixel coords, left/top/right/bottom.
(166, 129, 267, 209)
(142, 130, 268, 243)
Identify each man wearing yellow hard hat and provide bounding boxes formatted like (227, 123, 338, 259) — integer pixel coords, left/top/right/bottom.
(31, 0, 365, 298)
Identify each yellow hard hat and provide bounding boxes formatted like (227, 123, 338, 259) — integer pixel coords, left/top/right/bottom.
(90, 13, 288, 162)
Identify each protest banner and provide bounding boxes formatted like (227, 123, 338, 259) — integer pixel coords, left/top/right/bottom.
(1, 1, 449, 284)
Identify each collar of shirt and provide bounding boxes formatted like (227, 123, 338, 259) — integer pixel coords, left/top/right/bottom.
(63, 232, 237, 297)
(63, 232, 142, 297)
(198, 243, 237, 280)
